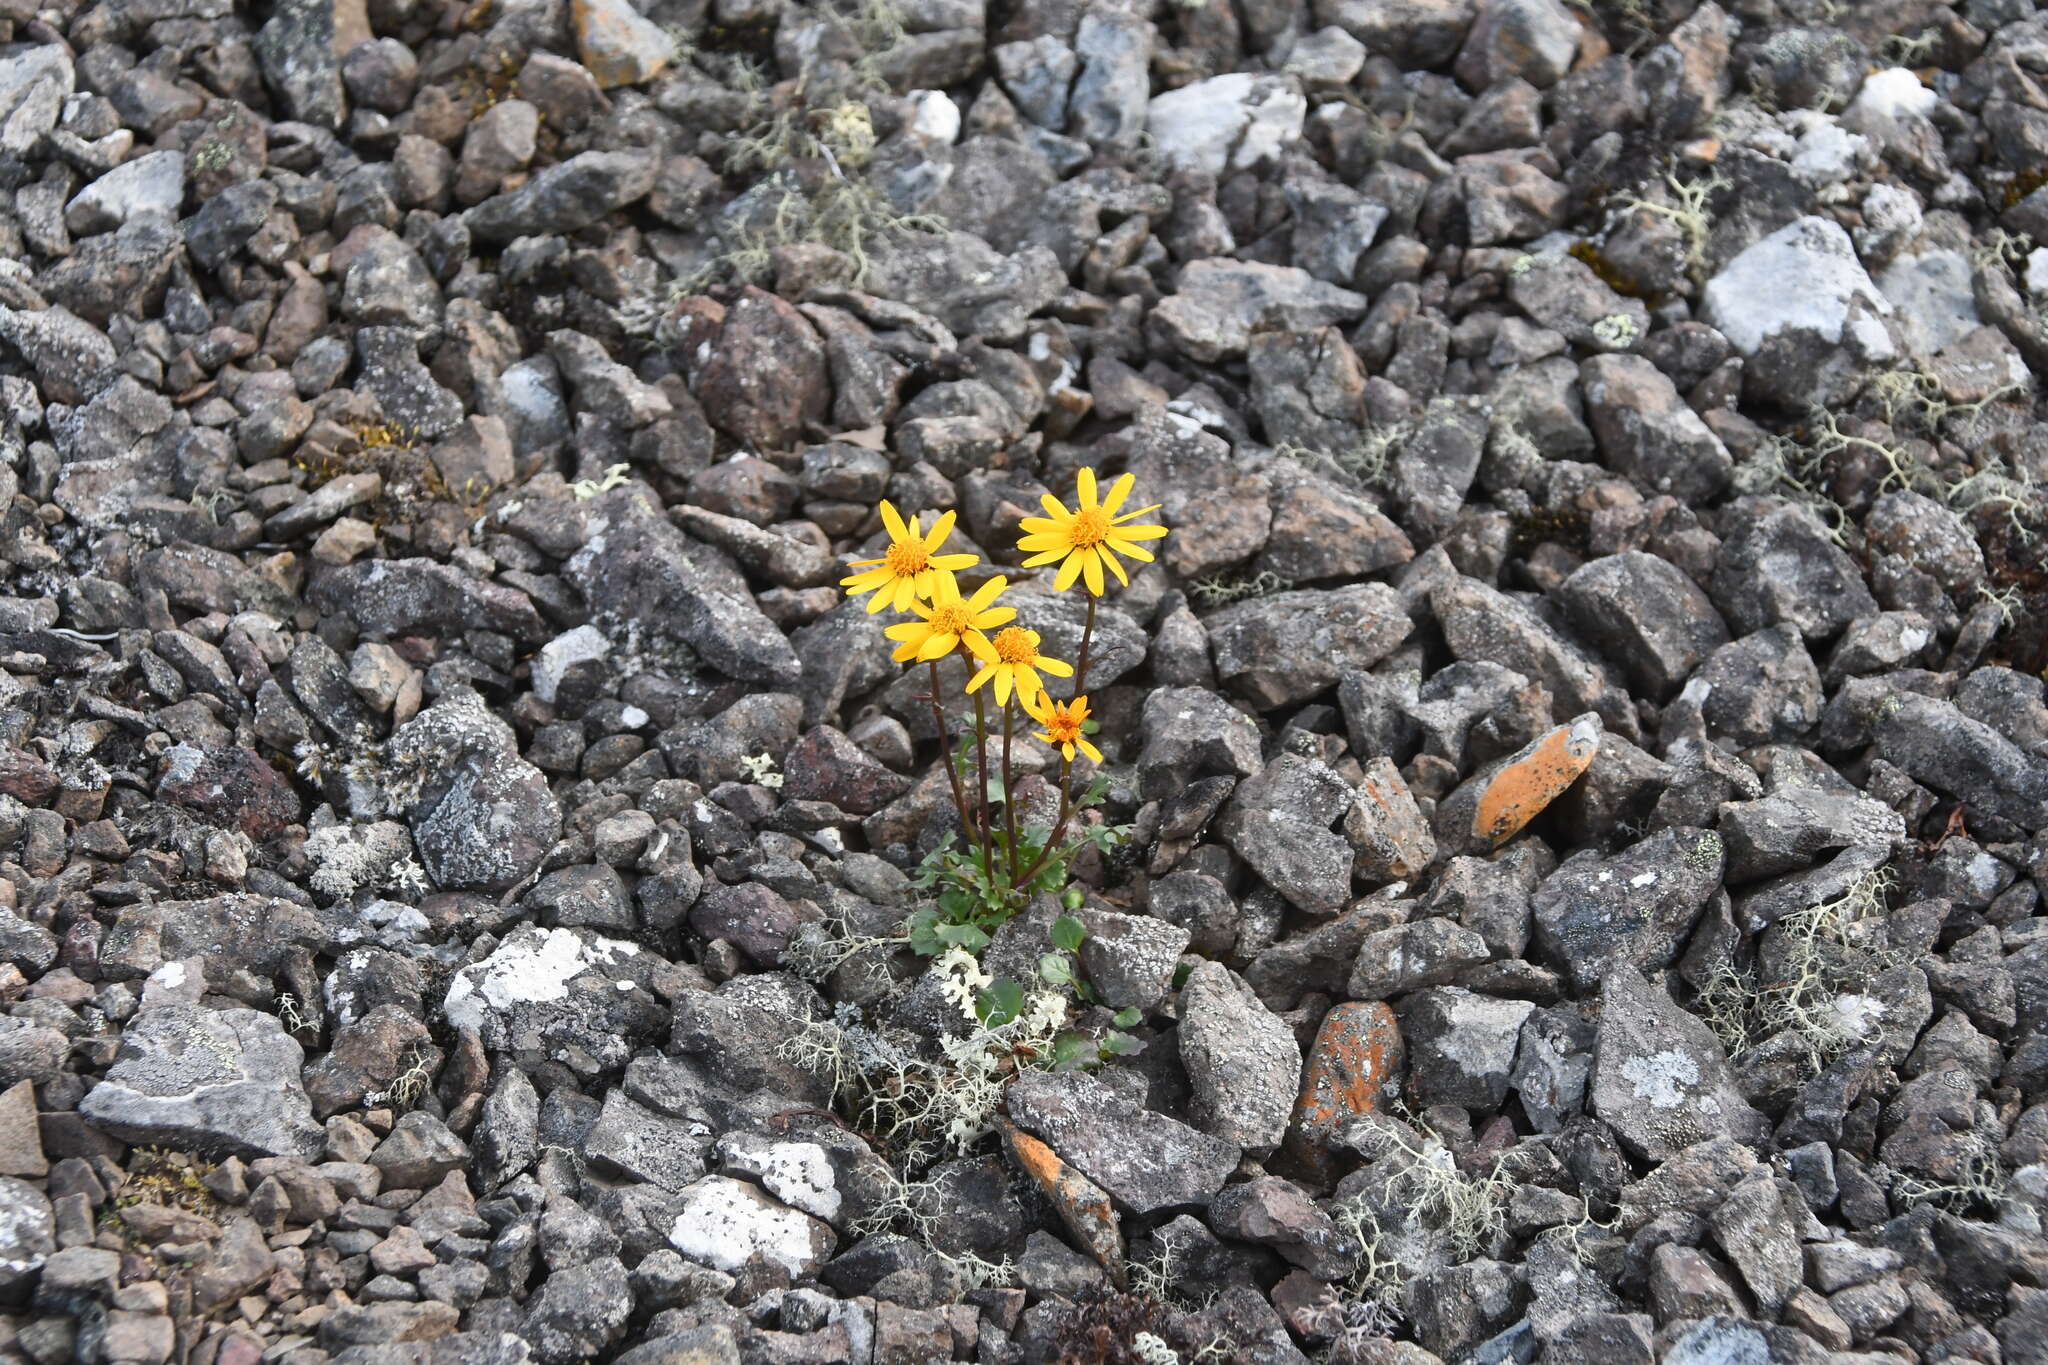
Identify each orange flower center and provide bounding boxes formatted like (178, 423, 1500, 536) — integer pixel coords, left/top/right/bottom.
(1041, 709, 1083, 743)
(1068, 507, 1111, 548)
(992, 627, 1038, 664)
(927, 602, 972, 636)
(884, 540, 930, 576)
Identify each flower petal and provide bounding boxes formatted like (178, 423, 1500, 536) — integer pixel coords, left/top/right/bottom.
(1020, 548, 1067, 568)
(1109, 521, 1168, 538)
(919, 633, 957, 661)
(965, 663, 993, 692)
(1079, 738, 1103, 764)
(1017, 517, 1062, 534)
(1102, 547, 1130, 588)
(1112, 502, 1163, 524)
(1102, 472, 1135, 516)
(1016, 533, 1069, 551)
(879, 501, 908, 543)
(967, 575, 1009, 612)
(1039, 493, 1072, 519)
(1082, 547, 1105, 597)
(993, 669, 1012, 707)
(924, 509, 957, 552)
(1037, 657, 1074, 678)
(884, 622, 924, 641)
(1054, 551, 1084, 592)
(972, 606, 1017, 629)
(1076, 466, 1097, 509)
(965, 633, 998, 662)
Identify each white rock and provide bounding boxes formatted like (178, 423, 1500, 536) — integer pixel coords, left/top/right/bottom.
(0, 44, 73, 157)
(1847, 67, 1938, 127)
(1879, 248, 1982, 360)
(2026, 248, 2048, 298)
(532, 623, 610, 704)
(669, 1175, 836, 1276)
(1144, 72, 1305, 178)
(907, 90, 960, 145)
(443, 925, 637, 1033)
(1704, 217, 1892, 356)
(65, 150, 186, 235)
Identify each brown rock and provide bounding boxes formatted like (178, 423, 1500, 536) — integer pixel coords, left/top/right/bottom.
(997, 1118, 1125, 1287)
(696, 287, 830, 451)
(1286, 1001, 1402, 1182)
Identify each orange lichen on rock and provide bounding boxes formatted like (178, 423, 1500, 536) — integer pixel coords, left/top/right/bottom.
(997, 1117, 1125, 1286)
(1468, 713, 1603, 851)
(1285, 1002, 1403, 1182)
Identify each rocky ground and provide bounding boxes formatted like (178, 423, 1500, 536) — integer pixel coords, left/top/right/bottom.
(2, 0, 2048, 1361)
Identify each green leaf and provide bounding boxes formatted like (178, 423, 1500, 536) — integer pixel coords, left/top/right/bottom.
(1101, 1030, 1142, 1056)
(984, 776, 1007, 803)
(935, 922, 991, 953)
(1059, 887, 1085, 911)
(1038, 953, 1072, 985)
(1113, 1006, 1142, 1028)
(937, 886, 975, 919)
(1051, 1031, 1093, 1069)
(1051, 914, 1087, 953)
(976, 978, 1023, 1028)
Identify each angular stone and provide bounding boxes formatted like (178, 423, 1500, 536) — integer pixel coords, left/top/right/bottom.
(1589, 968, 1766, 1161)
(668, 1175, 835, 1277)
(1557, 553, 1729, 700)
(1399, 988, 1534, 1110)
(79, 1006, 323, 1160)
(1288, 1002, 1402, 1181)
(1003, 1069, 1238, 1216)
(1178, 960, 1303, 1152)
(1208, 583, 1411, 710)
(1218, 754, 1356, 915)
(1532, 826, 1725, 992)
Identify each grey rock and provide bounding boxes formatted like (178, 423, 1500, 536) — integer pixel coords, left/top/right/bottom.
(1208, 1178, 1355, 1280)
(1557, 552, 1728, 700)
(354, 327, 464, 439)
(1077, 909, 1189, 1012)
(1151, 259, 1369, 364)
(1219, 753, 1356, 916)
(563, 496, 800, 686)
(1399, 988, 1535, 1109)
(1315, 0, 1474, 68)
(443, 925, 672, 1076)
(1137, 686, 1263, 801)
(585, 1091, 710, 1193)
(1393, 397, 1490, 543)
(993, 36, 1077, 130)
(410, 748, 561, 893)
(1208, 583, 1411, 710)
(1067, 8, 1153, 153)
(1701, 216, 1897, 407)
(342, 233, 443, 330)
(668, 1175, 835, 1278)
(1873, 691, 2048, 834)
(1348, 919, 1491, 999)
(1507, 251, 1651, 354)
(79, 1005, 324, 1160)
(1709, 1170, 1802, 1317)
(1178, 960, 1303, 1151)
(255, 0, 344, 127)
(65, 150, 184, 235)
(1710, 501, 1879, 641)
(1512, 1005, 1595, 1133)
(1433, 576, 1637, 739)
(1864, 489, 1986, 599)
(1589, 968, 1765, 1160)
(1718, 787, 1904, 883)
(864, 231, 1064, 345)
(0, 1177, 51, 1302)
(368, 1110, 469, 1188)
(522, 1255, 631, 1364)
(0, 43, 72, 156)
(1693, 625, 1824, 748)
(0, 303, 117, 405)
(1455, 0, 1580, 88)
(1534, 826, 1725, 992)
(466, 150, 658, 242)
(1145, 72, 1307, 179)
(1581, 354, 1733, 503)
(1005, 1069, 1239, 1215)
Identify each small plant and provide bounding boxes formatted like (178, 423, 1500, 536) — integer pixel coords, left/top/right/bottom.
(1694, 865, 1900, 1072)
(116, 1148, 221, 1216)
(569, 463, 632, 500)
(1186, 568, 1294, 608)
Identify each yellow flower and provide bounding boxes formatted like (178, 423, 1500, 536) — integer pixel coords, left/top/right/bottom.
(1024, 691, 1102, 764)
(883, 574, 1015, 663)
(840, 502, 980, 614)
(1016, 467, 1168, 596)
(964, 625, 1072, 707)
